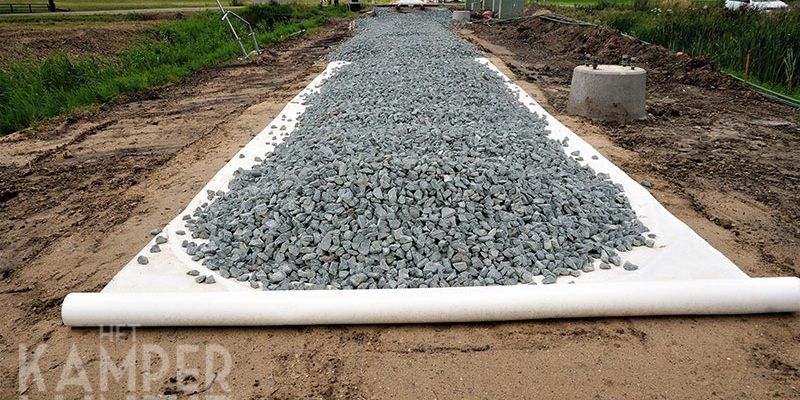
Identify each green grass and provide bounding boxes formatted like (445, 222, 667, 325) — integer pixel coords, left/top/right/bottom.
(724, 68, 800, 102)
(554, 0, 800, 101)
(0, 3, 350, 135)
(0, 12, 175, 30)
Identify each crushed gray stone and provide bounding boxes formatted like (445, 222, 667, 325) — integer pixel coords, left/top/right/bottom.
(623, 261, 639, 271)
(180, 10, 650, 290)
(137, 255, 149, 265)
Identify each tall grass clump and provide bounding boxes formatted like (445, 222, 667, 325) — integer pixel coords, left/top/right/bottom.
(566, 1, 800, 99)
(0, 4, 348, 135)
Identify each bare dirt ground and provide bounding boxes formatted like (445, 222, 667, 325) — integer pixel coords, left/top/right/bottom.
(0, 13, 182, 66)
(1, 11, 799, 400)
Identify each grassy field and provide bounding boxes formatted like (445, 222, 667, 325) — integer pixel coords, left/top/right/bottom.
(551, 0, 800, 101)
(0, 12, 178, 29)
(0, 3, 350, 135)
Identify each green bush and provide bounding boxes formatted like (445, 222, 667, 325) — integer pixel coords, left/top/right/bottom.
(241, 3, 335, 32)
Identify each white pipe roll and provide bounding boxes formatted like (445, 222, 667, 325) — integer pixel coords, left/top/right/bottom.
(62, 277, 800, 327)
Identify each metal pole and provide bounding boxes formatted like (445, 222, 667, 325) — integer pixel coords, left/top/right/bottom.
(216, 0, 248, 58)
(226, 14, 249, 58)
(215, 0, 261, 59)
(250, 29, 261, 54)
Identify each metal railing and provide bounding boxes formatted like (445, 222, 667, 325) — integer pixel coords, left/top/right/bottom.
(0, 3, 52, 13)
(214, 0, 261, 58)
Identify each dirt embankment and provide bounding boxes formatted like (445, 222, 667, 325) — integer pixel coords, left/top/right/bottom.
(509, 11, 732, 89)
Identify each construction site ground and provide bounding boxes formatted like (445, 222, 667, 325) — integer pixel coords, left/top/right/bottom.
(1, 12, 799, 399)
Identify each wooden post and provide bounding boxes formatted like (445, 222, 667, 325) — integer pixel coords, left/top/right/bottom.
(744, 48, 751, 86)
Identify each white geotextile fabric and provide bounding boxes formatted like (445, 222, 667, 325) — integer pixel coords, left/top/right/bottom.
(100, 58, 748, 296)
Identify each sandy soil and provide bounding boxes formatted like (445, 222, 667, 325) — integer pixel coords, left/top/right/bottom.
(1, 12, 799, 400)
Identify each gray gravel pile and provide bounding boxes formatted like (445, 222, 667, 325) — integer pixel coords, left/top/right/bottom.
(181, 10, 650, 290)
(329, 9, 480, 63)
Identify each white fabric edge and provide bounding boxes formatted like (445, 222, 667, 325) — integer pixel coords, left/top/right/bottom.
(63, 277, 800, 326)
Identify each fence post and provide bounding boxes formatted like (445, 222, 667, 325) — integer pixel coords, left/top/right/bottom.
(744, 48, 751, 86)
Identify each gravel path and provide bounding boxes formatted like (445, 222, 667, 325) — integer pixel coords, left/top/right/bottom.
(183, 9, 649, 290)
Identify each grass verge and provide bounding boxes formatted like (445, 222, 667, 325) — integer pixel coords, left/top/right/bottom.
(0, 4, 350, 135)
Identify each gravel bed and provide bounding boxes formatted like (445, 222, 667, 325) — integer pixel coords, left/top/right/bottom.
(181, 9, 650, 290)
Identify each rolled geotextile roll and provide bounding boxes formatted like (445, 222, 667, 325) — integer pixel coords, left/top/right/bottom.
(62, 277, 800, 327)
